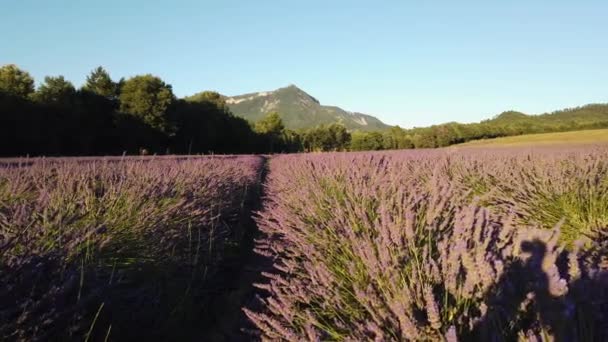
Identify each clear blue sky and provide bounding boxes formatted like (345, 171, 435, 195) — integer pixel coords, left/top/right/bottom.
(2, 0, 607, 128)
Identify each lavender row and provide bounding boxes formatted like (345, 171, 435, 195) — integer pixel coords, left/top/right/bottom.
(247, 146, 608, 341)
(0, 155, 263, 340)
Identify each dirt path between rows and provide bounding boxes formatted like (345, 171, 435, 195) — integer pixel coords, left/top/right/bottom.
(200, 155, 273, 341)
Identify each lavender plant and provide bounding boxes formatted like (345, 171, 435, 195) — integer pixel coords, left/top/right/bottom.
(246, 147, 608, 341)
(0, 155, 263, 341)
(448, 146, 608, 246)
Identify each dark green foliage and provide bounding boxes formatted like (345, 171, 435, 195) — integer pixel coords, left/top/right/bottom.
(382, 126, 415, 149)
(2, 63, 608, 156)
(254, 111, 284, 135)
(171, 96, 260, 154)
(83, 66, 118, 99)
(302, 123, 351, 151)
(0, 65, 275, 156)
(33, 76, 76, 107)
(350, 104, 608, 151)
(253, 112, 286, 153)
(350, 131, 384, 151)
(0, 64, 34, 98)
(184, 90, 228, 110)
(281, 129, 304, 152)
(0, 89, 116, 156)
(119, 74, 176, 133)
(410, 105, 608, 148)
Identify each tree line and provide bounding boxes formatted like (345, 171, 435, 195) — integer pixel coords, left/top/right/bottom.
(0, 64, 356, 156)
(0, 65, 269, 156)
(2, 64, 608, 156)
(350, 105, 608, 151)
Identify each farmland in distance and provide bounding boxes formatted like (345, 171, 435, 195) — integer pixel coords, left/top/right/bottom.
(456, 128, 608, 148)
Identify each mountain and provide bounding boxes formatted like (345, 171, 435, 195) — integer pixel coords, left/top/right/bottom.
(223, 85, 390, 131)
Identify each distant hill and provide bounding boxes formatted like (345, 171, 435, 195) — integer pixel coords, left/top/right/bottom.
(223, 85, 390, 131)
(487, 104, 608, 128)
(187, 82, 608, 144)
(376, 103, 608, 149)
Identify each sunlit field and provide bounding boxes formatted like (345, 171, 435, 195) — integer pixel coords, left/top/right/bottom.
(2, 146, 608, 340)
(247, 146, 608, 341)
(457, 128, 608, 147)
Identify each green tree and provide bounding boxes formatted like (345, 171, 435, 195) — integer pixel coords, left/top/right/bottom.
(255, 112, 284, 135)
(119, 74, 175, 133)
(281, 129, 303, 152)
(304, 123, 351, 151)
(398, 135, 415, 149)
(411, 131, 436, 148)
(383, 126, 414, 149)
(34, 76, 76, 106)
(185, 91, 228, 111)
(83, 66, 117, 99)
(350, 131, 384, 151)
(302, 126, 329, 151)
(327, 123, 351, 150)
(0, 64, 35, 98)
(254, 112, 285, 152)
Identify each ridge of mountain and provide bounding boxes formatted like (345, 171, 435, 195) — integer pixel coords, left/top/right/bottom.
(223, 85, 390, 131)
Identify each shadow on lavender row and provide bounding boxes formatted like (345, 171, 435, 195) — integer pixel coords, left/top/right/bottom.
(471, 239, 608, 341)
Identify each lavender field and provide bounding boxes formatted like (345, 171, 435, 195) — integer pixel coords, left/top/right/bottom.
(0, 156, 264, 340)
(248, 146, 608, 341)
(1, 146, 608, 341)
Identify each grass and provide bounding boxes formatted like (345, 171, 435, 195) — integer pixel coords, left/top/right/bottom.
(456, 128, 608, 147)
